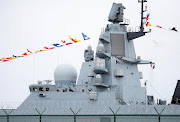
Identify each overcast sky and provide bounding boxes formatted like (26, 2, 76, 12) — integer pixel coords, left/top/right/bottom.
(0, 0, 180, 108)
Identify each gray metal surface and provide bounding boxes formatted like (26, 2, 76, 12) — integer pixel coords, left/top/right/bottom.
(111, 33, 125, 56)
(0, 2, 180, 122)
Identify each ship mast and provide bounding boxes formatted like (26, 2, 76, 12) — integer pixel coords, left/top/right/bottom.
(127, 0, 148, 40)
(139, 0, 147, 32)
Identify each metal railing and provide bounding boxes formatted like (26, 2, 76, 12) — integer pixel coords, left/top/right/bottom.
(1, 106, 180, 122)
(127, 26, 140, 32)
(0, 114, 180, 122)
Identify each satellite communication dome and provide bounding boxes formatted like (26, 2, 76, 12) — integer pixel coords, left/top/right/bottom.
(54, 64, 77, 85)
(97, 44, 105, 53)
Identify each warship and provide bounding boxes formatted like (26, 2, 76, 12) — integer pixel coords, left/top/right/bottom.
(0, 1, 180, 122)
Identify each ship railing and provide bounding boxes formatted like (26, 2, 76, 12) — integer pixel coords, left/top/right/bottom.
(120, 18, 130, 25)
(127, 26, 140, 32)
(1, 113, 180, 121)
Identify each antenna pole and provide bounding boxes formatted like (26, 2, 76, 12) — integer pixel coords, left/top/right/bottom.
(139, 0, 147, 32)
(140, 0, 144, 32)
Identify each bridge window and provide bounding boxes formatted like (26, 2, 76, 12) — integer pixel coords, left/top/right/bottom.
(46, 88, 49, 91)
(39, 87, 44, 91)
(33, 87, 38, 92)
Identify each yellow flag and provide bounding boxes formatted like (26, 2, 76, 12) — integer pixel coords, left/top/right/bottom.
(146, 22, 152, 26)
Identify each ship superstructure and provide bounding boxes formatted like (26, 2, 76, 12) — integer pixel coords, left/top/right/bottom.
(0, 1, 180, 122)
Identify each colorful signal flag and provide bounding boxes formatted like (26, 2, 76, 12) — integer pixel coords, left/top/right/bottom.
(82, 33, 90, 40)
(146, 22, 152, 26)
(116, 59, 121, 64)
(69, 36, 81, 43)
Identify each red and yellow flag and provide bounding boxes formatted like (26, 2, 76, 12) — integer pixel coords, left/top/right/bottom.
(35, 50, 47, 53)
(22, 53, 31, 56)
(146, 22, 152, 26)
(69, 36, 80, 43)
(44, 46, 55, 50)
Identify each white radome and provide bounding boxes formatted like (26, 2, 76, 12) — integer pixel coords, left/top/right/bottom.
(54, 64, 77, 83)
(97, 44, 105, 53)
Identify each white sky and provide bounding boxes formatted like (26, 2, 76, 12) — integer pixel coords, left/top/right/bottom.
(0, 0, 180, 107)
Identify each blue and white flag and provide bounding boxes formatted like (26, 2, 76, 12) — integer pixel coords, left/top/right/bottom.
(82, 33, 90, 40)
(52, 43, 64, 47)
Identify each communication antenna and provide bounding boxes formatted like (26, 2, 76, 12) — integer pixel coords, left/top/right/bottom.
(138, 0, 148, 32)
(127, 0, 150, 40)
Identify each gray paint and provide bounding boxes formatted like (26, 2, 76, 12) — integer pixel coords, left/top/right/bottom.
(111, 33, 125, 56)
(0, 2, 180, 122)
